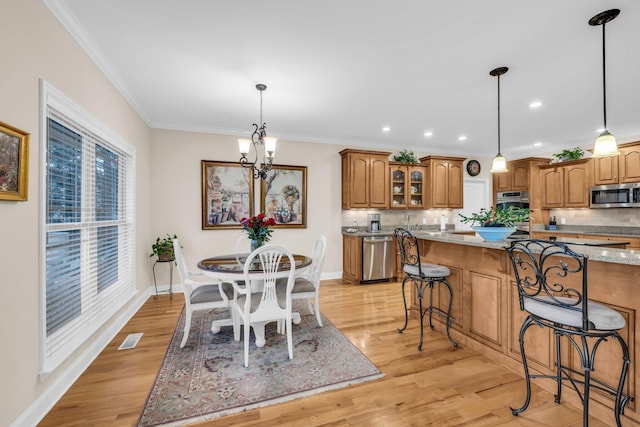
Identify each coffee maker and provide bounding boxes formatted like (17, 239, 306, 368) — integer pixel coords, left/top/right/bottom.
(367, 213, 381, 232)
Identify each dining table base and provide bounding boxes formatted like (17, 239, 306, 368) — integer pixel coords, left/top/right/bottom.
(212, 312, 301, 347)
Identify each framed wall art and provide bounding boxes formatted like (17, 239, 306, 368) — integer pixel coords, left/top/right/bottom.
(201, 160, 254, 229)
(0, 121, 29, 201)
(260, 164, 307, 228)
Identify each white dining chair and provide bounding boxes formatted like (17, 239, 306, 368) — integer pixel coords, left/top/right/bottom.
(173, 239, 234, 348)
(231, 245, 296, 367)
(290, 235, 327, 327)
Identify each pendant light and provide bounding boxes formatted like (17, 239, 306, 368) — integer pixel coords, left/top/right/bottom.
(590, 9, 620, 157)
(489, 67, 509, 173)
(238, 83, 278, 180)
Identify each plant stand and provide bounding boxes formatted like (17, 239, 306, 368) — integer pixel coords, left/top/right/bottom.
(152, 259, 174, 299)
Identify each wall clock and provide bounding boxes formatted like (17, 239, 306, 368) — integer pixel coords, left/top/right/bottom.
(466, 160, 481, 176)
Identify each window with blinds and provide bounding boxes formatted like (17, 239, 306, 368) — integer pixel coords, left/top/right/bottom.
(40, 81, 135, 375)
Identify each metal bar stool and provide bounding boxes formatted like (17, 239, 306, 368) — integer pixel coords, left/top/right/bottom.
(394, 228, 457, 351)
(506, 239, 631, 427)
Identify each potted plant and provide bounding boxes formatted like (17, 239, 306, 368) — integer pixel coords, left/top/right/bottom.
(458, 206, 529, 241)
(551, 147, 585, 163)
(150, 234, 178, 261)
(393, 149, 418, 164)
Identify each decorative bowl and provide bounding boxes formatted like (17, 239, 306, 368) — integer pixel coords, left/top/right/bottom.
(472, 226, 516, 241)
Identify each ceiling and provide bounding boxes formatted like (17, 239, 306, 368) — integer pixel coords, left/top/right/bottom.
(47, 0, 640, 159)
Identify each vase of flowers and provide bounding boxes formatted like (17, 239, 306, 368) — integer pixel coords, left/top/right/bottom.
(240, 213, 276, 251)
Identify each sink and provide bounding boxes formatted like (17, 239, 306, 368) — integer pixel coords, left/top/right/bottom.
(345, 227, 358, 233)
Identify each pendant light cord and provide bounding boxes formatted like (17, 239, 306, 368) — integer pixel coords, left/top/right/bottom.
(602, 22, 607, 130)
(497, 74, 501, 154)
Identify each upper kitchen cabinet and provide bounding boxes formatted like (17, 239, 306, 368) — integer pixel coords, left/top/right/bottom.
(420, 156, 465, 208)
(389, 163, 427, 209)
(539, 159, 590, 208)
(592, 141, 640, 185)
(340, 149, 391, 209)
(493, 158, 547, 192)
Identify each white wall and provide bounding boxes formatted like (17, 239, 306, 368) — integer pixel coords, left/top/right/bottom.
(149, 129, 345, 283)
(0, 1, 152, 425)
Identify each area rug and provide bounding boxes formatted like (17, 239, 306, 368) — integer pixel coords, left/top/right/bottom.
(138, 303, 383, 426)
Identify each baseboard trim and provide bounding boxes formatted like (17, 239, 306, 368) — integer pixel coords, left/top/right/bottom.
(11, 287, 153, 427)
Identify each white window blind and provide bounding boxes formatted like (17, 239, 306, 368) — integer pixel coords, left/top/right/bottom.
(40, 81, 135, 375)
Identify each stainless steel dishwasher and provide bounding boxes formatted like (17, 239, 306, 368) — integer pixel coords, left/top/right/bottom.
(362, 235, 394, 282)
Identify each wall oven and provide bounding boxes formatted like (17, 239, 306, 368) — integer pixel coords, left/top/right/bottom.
(496, 191, 530, 234)
(590, 183, 640, 208)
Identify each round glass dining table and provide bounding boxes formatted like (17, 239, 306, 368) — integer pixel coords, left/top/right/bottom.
(197, 253, 312, 347)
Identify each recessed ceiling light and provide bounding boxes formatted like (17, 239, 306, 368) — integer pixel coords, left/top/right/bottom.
(533, 142, 543, 147)
(458, 135, 467, 141)
(529, 101, 543, 108)
(424, 131, 433, 137)
(382, 126, 391, 132)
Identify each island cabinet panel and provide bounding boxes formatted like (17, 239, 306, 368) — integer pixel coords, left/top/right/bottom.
(507, 279, 556, 373)
(414, 237, 640, 425)
(468, 271, 504, 350)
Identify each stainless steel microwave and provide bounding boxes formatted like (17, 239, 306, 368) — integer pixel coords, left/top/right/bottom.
(590, 183, 640, 208)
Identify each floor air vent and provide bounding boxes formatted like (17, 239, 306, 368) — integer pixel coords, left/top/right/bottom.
(118, 332, 143, 350)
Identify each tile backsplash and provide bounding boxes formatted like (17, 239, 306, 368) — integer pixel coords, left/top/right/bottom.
(342, 209, 460, 230)
(548, 208, 640, 226)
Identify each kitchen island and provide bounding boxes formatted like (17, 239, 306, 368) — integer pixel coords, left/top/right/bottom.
(410, 233, 640, 426)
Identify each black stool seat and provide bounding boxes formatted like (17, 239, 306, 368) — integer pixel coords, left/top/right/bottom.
(506, 239, 631, 427)
(395, 228, 457, 351)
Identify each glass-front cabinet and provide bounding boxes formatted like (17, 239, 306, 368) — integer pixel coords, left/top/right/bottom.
(390, 163, 426, 209)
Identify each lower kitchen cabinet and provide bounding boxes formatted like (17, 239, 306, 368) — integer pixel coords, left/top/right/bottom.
(342, 234, 362, 284)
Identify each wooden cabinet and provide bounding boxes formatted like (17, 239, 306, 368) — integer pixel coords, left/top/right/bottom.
(493, 157, 550, 226)
(389, 163, 426, 209)
(342, 234, 362, 284)
(539, 159, 590, 208)
(592, 141, 640, 185)
(420, 156, 465, 209)
(340, 149, 390, 209)
(493, 160, 532, 192)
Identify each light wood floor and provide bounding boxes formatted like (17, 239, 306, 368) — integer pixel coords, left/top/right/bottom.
(39, 279, 608, 426)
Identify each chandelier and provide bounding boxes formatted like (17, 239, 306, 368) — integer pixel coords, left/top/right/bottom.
(589, 9, 620, 157)
(489, 66, 509, 173)
(238, 84, 277, 180)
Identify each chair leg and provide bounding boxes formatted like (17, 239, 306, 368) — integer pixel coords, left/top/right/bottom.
(427, 281, 435, 331)
(511, 315, 535, 416)
(554, 331, 562, 404)
(180, 309, 192, 348)
(418, 285, 425, 351)
(305, 298, 313, 315)
(232, 306, 241, 342)
(243, 316, 250, 367)
(286, 315, 293, 360)
(397, 277, 410, 334)
(440, 278, 458, 348)
(614, 333, 631, 427)
(314, 296, 323, 327)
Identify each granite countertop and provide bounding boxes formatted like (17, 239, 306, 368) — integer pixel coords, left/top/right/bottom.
(508, 236, 630, 247)
(411, 231, 640, 266)
(531, 225, 640, 237)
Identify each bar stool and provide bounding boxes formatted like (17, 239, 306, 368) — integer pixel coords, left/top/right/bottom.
(506, 239, 631, 427)
(394, 228, 457, 351)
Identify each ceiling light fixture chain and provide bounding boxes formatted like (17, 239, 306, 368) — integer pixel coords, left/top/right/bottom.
(238, 83, 277, 180)
(489, 66, 509, 173)
(590, 8, 620, 157)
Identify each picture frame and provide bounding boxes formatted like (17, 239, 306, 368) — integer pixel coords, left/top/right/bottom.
(0, 121, 29, 201)
(201, 160, 254, 230)
(260, 164, 307, 228)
